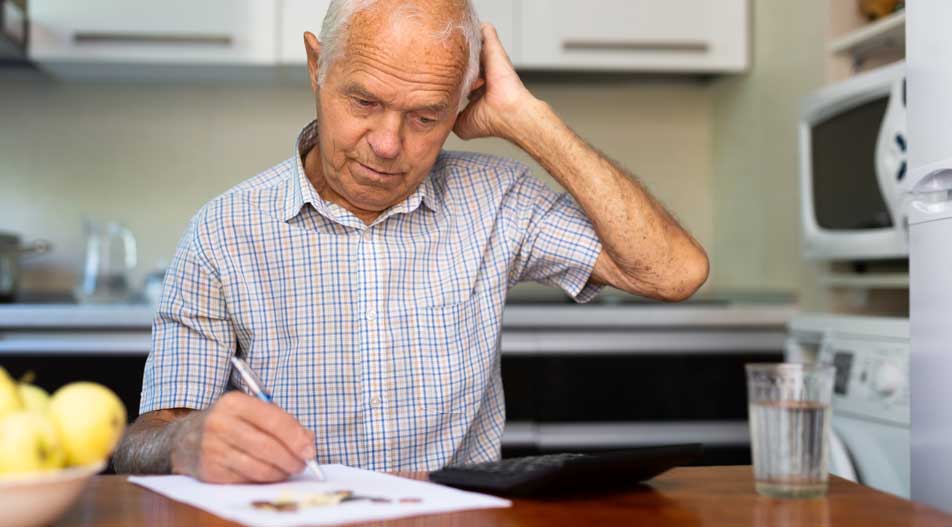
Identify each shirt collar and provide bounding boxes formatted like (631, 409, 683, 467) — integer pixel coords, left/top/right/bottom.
(283, 120, 443, 225)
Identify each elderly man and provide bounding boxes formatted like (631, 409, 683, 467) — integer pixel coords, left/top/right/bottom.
(114, 0, 708, 482)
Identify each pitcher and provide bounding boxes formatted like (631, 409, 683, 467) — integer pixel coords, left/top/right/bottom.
(76, 219, 137, 303)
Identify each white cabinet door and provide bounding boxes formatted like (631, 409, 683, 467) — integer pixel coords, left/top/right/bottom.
(518, 0, 748, 72)
(472, 0, 517, 64)
(277, 0, 516, 66)
(278, 0, 330, 65)
(29, 0, 277, 64)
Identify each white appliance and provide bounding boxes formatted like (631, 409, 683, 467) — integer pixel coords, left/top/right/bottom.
(906, 0, 952, 513)
(787, 314, 910, 498)
(799, 61, 908, 260)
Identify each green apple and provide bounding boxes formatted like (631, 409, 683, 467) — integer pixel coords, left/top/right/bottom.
(18, 383, 50, 413)
(49, 382, 127, 466)
(0, 411, 65, 473)
(0, 367, 23, 418)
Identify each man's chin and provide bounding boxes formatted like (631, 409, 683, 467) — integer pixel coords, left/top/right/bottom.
(344, 180, 413, 211)
(344, 190, 406, 214)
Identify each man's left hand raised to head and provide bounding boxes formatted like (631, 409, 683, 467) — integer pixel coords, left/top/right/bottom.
(453, 23, 539, 143)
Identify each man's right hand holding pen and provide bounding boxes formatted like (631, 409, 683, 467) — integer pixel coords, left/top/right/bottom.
(167, 391, 317, 484)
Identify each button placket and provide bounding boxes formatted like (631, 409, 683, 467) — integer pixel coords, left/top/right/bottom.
(357, 225, 388, 460)
(354, 226, 373, 464)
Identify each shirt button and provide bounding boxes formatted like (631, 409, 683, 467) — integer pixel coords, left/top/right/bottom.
(370, 396, 381, 407)
(366, 308, 377, 321)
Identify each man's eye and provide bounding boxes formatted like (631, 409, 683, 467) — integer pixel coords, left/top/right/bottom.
(418, 116, 436, 125)
(354, 98, 375, 108)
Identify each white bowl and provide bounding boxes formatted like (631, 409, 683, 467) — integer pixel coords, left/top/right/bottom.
(0, 461, 106, 527)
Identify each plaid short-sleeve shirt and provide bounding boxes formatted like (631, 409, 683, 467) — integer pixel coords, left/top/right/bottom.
(141, 121, 603, 471)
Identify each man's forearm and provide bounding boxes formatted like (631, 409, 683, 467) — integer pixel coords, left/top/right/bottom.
(112, 409, 196, 474)
(503, 99, 708, 299)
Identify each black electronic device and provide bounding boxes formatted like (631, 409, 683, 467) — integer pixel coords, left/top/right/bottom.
(428, 443, 703, 497)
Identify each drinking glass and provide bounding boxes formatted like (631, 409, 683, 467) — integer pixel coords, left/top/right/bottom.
(746, 363, 835, 498)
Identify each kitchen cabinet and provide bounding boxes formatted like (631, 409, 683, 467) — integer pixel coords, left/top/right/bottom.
(518, 0, 748, 73)
(28, 1, 746, 78)
(278, 0, 516, 65)
(29, 0, 277, 64)
(472, 0, 517, 63)
(278, 0, 330, 65)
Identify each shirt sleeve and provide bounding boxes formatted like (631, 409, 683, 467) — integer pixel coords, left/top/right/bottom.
(139, 211, 235, 415)
(505, 170, 604, 303)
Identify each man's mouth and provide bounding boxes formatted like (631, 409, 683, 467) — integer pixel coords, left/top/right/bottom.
(355, 161, 404, 178)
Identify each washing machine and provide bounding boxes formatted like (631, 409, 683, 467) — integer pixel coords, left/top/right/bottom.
(787, 314, 910, 498)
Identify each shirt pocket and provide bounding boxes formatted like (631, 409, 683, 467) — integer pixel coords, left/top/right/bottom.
(412, 273, 476, 309)
(396, 222, 482, 309)
(390, 292, 491, 416)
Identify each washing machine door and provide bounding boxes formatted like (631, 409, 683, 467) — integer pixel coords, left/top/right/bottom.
(833, 415, 910, 498)
(829, 430, 858, 482)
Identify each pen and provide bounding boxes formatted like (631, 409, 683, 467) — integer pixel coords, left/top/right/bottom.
(229, 356, 326, 481)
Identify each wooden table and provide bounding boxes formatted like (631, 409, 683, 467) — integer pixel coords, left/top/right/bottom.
(55, 466, 952, 526)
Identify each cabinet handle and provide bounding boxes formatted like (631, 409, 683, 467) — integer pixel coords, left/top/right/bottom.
(562, 39, 708, 52)
(73, 32, 233, 46)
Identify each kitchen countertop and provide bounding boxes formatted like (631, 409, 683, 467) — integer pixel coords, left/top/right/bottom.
(0, 296, 795, 356)
(0, 303, 155, 329)
(0, 301, 796, 329)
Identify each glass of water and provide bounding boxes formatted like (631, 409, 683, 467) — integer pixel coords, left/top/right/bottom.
(746, 363, 835, 499)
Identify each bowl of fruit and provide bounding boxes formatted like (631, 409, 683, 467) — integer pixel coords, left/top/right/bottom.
(0, 367, 126, 527)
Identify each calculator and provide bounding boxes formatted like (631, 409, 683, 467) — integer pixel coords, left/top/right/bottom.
(428, 443, 703, 497)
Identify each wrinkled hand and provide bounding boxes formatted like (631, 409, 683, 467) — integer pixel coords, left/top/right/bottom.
(170, 391, 317, 483)
(454, 23, 537, 142)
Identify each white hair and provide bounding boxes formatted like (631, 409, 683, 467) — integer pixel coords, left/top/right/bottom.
(317, 0, 482, 112)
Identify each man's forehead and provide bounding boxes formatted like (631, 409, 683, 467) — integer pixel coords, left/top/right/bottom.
(328, 4, 467, 109)
(349, 0, 467, 35)
(342, 0, 468, 75)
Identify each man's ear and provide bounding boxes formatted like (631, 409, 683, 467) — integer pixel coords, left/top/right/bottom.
(469, 76, 486, 96)
(303, 31, 322, 93)
(458, 76, 486, 113)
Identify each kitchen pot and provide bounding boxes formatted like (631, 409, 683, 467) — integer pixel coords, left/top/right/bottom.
(0, 232, 51, 302)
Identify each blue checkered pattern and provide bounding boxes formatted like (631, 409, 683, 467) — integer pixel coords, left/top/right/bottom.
(140, 121, 603, 471)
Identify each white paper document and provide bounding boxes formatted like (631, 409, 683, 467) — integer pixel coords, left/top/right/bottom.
(129, 464, 511, 527)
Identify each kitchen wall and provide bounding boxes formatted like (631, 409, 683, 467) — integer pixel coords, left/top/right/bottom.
(1, 0, 833, 301)
(0, 70, 714, 295)
(709, 0, 828, 300)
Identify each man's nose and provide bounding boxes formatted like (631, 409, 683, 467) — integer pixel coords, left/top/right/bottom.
(367, 114, 402, 160)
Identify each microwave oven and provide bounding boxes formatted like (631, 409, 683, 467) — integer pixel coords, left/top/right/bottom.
(799, 61, 907, 261)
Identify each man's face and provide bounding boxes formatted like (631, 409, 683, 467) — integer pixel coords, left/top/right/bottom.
(306, 9, 467, 217)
